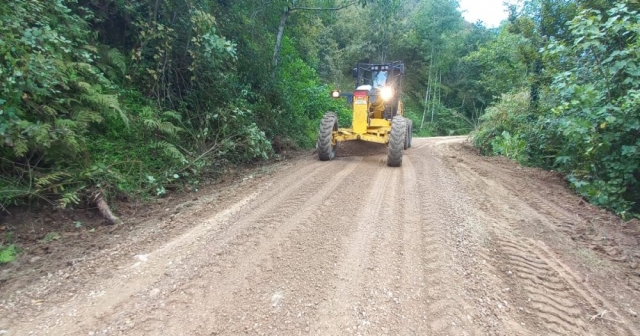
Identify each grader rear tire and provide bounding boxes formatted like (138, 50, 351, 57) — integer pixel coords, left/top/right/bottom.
(318, 112, 338, 161)
(387, 116, 406, 167)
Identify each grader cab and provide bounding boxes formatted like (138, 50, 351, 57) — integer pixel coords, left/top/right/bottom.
(317, 61, 412, 166)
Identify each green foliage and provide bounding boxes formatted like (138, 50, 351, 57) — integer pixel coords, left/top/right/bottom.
(474, 2, 640, 217)
(463, 30, 530, 100)
(472, 90, 532, 165)
(271, 39, 347, 147)
(0, 0, 278, 209)
(540, 3, 640, 215)
(0, 244, 17, 264)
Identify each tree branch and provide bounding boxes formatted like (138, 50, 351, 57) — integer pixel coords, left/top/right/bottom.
(290, 3, 355, 11)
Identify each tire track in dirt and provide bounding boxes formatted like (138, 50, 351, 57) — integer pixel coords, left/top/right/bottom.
(495, 235, 588, 335)
(124, 157, 365, 335)
(311, 162, 393, 334)
(353, 167, 404, 334)
(408, 151, 483, 335)
(396, 157, 432, 335)
(448, 144, 640, 283)
(10, 158, 359, 335)
(532, 240, 639, 335)
(439, 144, 640, 336)
(211, 156, 391, 335)
(4, 158, 330, 335)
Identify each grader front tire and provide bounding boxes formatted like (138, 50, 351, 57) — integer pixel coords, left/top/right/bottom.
(318, 112, 338, 161)
(387, 116, 406, 167)
(407, 119, 413, 148)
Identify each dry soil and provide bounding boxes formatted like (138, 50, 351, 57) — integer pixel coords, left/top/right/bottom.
(2, 136, 640, 335)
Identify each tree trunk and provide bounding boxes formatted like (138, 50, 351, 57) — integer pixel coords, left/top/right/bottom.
(271, 7, 290, 78)
(421, 48, 434, 130)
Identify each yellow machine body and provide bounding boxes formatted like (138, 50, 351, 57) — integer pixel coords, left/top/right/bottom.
(319, 62, 410, 166)
(332, 94, 404, 145)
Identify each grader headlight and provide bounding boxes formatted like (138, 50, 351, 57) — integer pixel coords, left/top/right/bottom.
(380, 87, 394, 101)
(331, 90, 341, 98)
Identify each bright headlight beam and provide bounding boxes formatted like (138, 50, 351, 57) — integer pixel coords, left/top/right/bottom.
(380, 87, 393, 101)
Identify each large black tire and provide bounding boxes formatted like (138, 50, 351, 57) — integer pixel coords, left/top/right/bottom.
(407, 119, 413, 148)
(387, 115, 406, 167)
(318, 112, 338, 161)
(403, 117, 410, 150)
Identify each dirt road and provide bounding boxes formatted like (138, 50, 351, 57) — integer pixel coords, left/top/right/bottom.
(3, 137, 640, 335)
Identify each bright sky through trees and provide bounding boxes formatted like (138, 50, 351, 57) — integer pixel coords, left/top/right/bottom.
(458, 0, 510, 27)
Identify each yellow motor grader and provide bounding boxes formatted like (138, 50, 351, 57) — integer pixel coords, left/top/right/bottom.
(317, 61, 412, 166)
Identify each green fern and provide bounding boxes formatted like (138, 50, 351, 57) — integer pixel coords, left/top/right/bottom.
(80, 91, 130, 127)
(42, 105, 57, 116)
(158, 121, 182, 135)
(162, 111, 182, 121)
(55, 118, 77, 130)
(73, 109, 104, 125)
(32, 123, 53, 148)
(143, 118, 181, 136)
(35, 171, 69, 190)
(59, 190, 81, 208)
(152, 141, 187, 164)
(13, 138, 28, 157)
(143, 118, 160, 130)
(107, 48, 127, 75)
(75, 81, 92, 93)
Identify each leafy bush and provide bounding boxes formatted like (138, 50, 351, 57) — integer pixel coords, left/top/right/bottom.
(0, 0, 272, 210)
(540, 4, 640, 216)
(272, 39, 348, 148)
(0, 244, 17, 264)
(472, 90, 531, 162)
(0, 0, 129, 207)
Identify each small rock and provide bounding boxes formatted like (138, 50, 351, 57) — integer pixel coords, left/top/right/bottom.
(149, 288, 161, 297)
(29, 256, 42, 263)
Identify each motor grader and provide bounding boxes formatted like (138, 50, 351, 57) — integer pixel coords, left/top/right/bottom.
(317, 61, 412, 166)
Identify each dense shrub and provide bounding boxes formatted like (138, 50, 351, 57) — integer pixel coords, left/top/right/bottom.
(0, 0, 321, 209)
(472, 91, 530, 161)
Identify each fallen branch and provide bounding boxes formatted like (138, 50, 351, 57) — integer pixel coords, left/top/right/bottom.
(94, 192, 123, 225)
